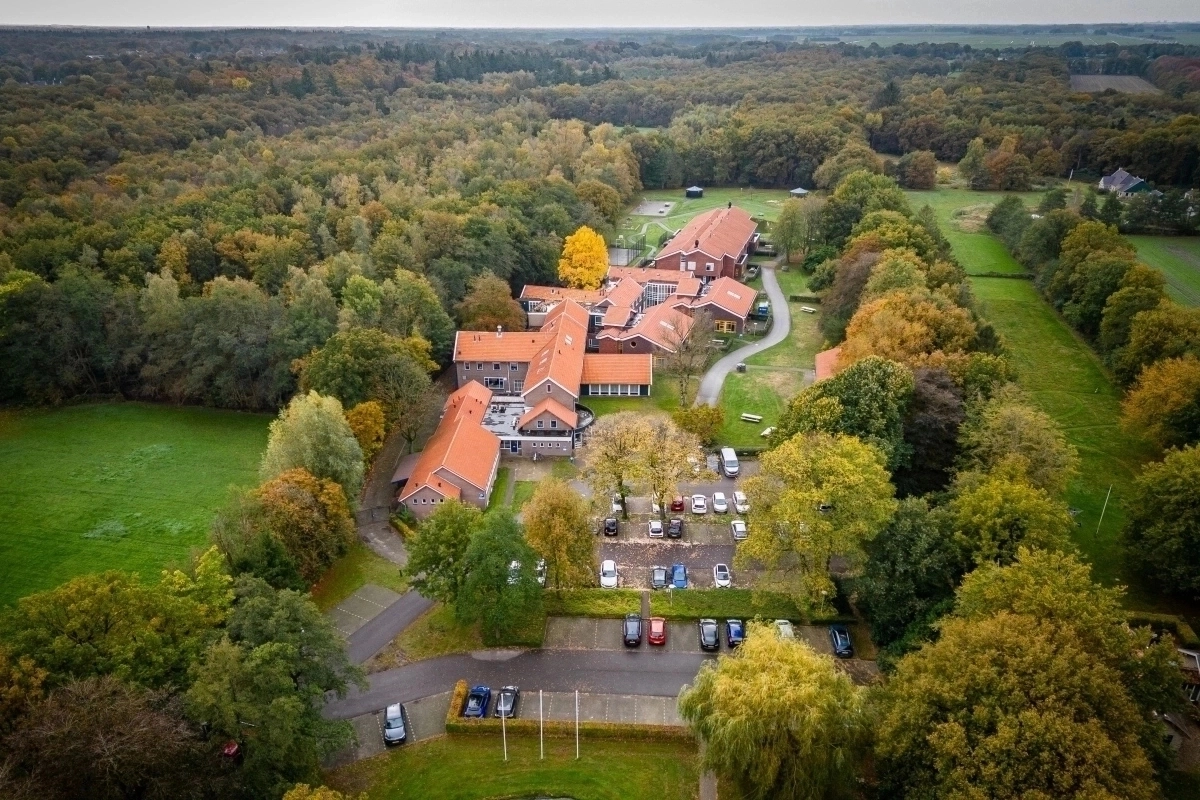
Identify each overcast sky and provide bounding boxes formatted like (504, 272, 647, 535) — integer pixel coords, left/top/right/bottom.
(2, 0, 1195, 29)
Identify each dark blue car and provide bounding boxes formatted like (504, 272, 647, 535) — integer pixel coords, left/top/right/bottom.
(725, 619, 745, 648)
(463, 685, 491, 718)
(671, 563, 688, 589)
(829, 625, 854, 659)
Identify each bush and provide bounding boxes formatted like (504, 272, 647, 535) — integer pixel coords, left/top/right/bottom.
(1126, 613, 1200, 648)
(446, 679, 469, 725)
(446, 716, 695, 743)
(647, 589, 851, 622)
(543, 589, 641, 618)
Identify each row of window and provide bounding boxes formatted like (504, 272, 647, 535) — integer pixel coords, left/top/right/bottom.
(535, 418, 559, 429)
(684, 261, 718, 272)
(586, 384, 644, 396)
(464, 362, 520, 371)
(715, 320, 737, 333)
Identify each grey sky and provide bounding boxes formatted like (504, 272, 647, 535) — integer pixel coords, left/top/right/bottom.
(1, 0, 1195, 28)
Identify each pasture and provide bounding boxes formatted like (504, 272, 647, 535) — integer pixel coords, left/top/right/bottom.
(1129, 235, 1200, 307)
(0, 403, 269, 605)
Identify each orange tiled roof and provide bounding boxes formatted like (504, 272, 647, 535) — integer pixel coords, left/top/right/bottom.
(523, 299, 589, 398)
(518, 397, 579, 430)
(454, 329, 551, 362)
(581, 354, 653, 385)
(604, 277, 644, 308)
(657, 207, 757, 262)
(675, 277, 703, 297)
(815, 346, 842, 382)
(691, 276, 757, 319)
(602, 305, 633, 327)
(399, 383, 499, 503)
(607, 266, 688, 285)
(598, 303, 695, 353)
(519, 285, 604, 305)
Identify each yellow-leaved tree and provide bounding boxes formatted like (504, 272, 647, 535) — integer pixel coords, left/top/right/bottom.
(557, 226, 608, 289)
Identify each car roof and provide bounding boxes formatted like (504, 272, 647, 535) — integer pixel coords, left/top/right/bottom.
(386, 703, 402, 715)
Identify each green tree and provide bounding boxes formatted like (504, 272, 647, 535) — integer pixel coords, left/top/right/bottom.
(948, 466, 1074, 566)
(260, 392, 364, 500)
(456, 271, 525, 332)
(772, 198, 808, 262)
(457, 510, 542, 643)
(1121, 354, 1200, 449)
(404, 500, 482, 604)
(956, 391, 1080, 495)
(957, 137, 989, 188)
(1099, 264, 1167, 354)
(209, 492, 306, 591)
(672, 404, 725, 447)
(523, 480, 594, 589)
(1099, 191, 1124, 226)
(299, 327, 434, 414)
(1124, 444, 1200, 595)
(739, 433, 897, 605)
(678, 624, 869, 800)
(378, 269, 456, 365)
(1115, 302, 1200, 386)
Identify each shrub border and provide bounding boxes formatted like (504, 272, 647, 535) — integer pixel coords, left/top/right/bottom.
(1127, 612, 1200, 647)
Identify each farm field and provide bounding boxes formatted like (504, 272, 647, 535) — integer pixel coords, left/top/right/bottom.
(326, 734, 700, 800)
(915, 189, 1162, 604)
(1129, 235, 1200, 306)
(0, 402, 269, 606)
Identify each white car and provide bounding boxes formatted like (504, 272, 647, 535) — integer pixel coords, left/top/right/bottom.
(713, 563, 732, 588)
(775, 619, 796, 639)
(691, 494, 708, 514)
(733, 491, 750, 514)
(712, 492, 728, 514)
(731, 519, 747, 541)
(600, 559, 618, 589)
(648, 519, 664, 538)
(611, 494, 623, 515)
(507, 560, 522, 585)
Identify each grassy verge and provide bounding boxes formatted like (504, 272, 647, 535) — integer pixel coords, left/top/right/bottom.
(310, 542, 408, 612)
(1128, 234, 1200, 306)
(486, 467, 511, 511)
(368, 601, 546, 672)
(544, 589, 643, 617)
(511, 480, 537, 510)
(0, 402, 269, 606)
(648, 588, 835, 621)
(584, 376, 683, 418)
(324, 732, 701, 800)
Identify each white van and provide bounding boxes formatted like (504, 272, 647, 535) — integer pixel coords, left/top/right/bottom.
(720, 447, 739, 478)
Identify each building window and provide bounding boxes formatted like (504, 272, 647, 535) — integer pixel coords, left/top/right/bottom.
(537, 420, 544, 429)
(715, 320, 736, 333)
(550, 420, 557, 429)
(510, 362, 518, 371)
(706, 263, 715, 272)
(464, 363, 471, 370)
(476, 362, 483, 370)
(484, 377, 505, 389)
(493, 363, 500, 371)
(514, 380, 524, 393)
(629, 340, 637, 348)
(546, 384, 552, 393)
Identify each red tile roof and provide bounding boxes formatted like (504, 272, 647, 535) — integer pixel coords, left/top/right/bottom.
(602, 305, 633, 327)
(598, 303, 695, 353)
(690, 276, 757, 319)
(454, 329, 550, 362)
(657, 207, 758, 263)
(607, 266, 690, 285)
(518, 397, 579, 430)
(581, 354, 653, 385)
(399, 383, 500, 503)
(519, 285, 604, 305)
(523, 300, 589, 398)
(815, 346, 842, 382)
(604, 277, 644, 308)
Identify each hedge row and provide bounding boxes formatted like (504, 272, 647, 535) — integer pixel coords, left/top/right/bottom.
(1127, 612, 1200, 648)
(962, 271, 1033, 279)
(445, 679, 470, 726)
(447, 716, 695, 744)
(788, 294, 822, 303)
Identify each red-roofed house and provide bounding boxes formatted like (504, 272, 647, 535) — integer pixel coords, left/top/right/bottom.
(688, 276, 757, 334)
(654, 207, 758, 280)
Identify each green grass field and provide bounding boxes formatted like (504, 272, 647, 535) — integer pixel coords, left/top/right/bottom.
(0, 403, 270, 606)
(326, 734, 700, 800)
(618, 186, 794, 253)
(311, 543, 409, 612)
(906, 188, 1031, 274)
(1129, 235, 1200, 306)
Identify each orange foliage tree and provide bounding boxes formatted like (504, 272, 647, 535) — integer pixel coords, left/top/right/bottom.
(256, 468, 356, 583)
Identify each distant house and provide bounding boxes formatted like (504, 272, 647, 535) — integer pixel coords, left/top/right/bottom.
(685, 186, 704, 198)
(1098, 168, 1148, 197)
(654, 206, 759, 280)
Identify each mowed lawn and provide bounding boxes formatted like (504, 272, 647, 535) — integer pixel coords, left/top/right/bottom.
(326, 734, 700, 800)
(0, 403, 269, 605)
(906, 187, 1032, 274)
(619, 186, 794, 249)
(1129, 235, 1200, 306)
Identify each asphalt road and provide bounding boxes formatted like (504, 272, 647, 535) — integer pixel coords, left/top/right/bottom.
(346, 591, 435, 664)
(694, 266, 790, 406)
(325, 649, 713, 720)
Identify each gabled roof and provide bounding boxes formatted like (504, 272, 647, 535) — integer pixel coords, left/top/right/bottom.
(607, 266, 690, 285)
(522, 299, 589, 398)
(518, 397, 579, 430)
(657, 207, 758, 262)
(605, 277, 644, 308)
(598, 302, 695, 353)
(1099, 167, 1146, 192)
(815, 346, 842, 382)
(674, 277, 703, 298)
(399, 383, 500, 503)
(602, 305, 633, 328)
(581, 354, 653, 385)
(455, 329, 550, 362)
(691, 276, 757, 319)
(519, 285, 604, 305)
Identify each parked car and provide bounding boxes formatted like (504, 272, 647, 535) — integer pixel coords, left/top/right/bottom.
(733, 491, 750, 514)
(623, 613, 643, 647)
(671, 563, 688, 589)
(648, 519, 663, 538)
(648, 616, 667, 645)
(651, 500, 661, 515)
(535, 559, 546, 587)
(667, 518, 683, 539)
(670, 495, 686, 512)
(507, 560, 522, 585)
(602, 517, 618, 536)
(600, 559, 618, 589)
(463, 685, 491, 718)
(731, 519, 747, 541)
(382, 703, 407, 745)
(725, 619, 745, 648)
(829, 624, 854, 659)
(712, 492, 728, 513)
(699, 618, 720, 651)
(650, 566, 669, 590)
(774, 620, 796, 640)
(691, 494, 708, 514)
(494, 686, 520, 718)
(612, 494, 624, 514)
(713, 563, 732, 588)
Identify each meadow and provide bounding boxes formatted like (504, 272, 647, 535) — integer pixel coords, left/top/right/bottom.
(0, 402, 269, 605)
(1128, 235, 1200, 307)
(617, 186, 794, 253)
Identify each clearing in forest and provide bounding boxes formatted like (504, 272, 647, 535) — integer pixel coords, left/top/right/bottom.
(1129, 235, 1200, 307)
(1069, 75, 1161, 94)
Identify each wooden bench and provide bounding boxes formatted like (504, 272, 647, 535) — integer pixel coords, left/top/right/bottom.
(740, 413, 763, 423)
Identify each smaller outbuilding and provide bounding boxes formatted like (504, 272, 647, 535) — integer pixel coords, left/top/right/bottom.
(685, 186, 704, 199)
(789, 187, 809, 197)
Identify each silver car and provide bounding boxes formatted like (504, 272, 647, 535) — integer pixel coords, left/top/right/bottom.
(382, 703, 407, 745)
(731, 519, 747, 541)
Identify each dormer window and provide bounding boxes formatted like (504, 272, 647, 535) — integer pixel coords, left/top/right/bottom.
(550, 420, 557, 429)
(537, 420, 544, 429)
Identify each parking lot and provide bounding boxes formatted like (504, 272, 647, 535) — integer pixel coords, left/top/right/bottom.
(544, 615, 736, 654)
(326, 690, 452, 767)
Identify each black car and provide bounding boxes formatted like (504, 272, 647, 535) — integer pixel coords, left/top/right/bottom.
(667, 518, 683, 539)
(603, 517, 619, 536)
(494, 686, 520, 718)
(699, 618, 720, 651)
(650, 566, 669, 590)
(725, 619, 745, 648)
(623, 613, 643, 646)
(829, 624, 854, 658)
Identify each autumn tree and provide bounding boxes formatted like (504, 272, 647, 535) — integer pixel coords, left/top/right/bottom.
(638, 416, 706, 521)
(523, 480, 594, 589)
(956, 390, 1080, 495)
(0, 645, 46, 736)
(1114, 302, 1200, 385)
(260, 391, 364, 500)
(284, 786, 364, 800)
(392, 382, 446, 455)
(661, 308, 716, 400)
(344, 400, 386, 463)
(255, 468, 356, 584)
(299, 327, 435, 415)
(739, 433, 896, 605)
(404, 500, 482, 604)
(209, 492, 307, 591)
(679, 624, 870, 800)
(1098, 264, 1166, 354)
(557, 225, 608, 290)
(1124, 444, 1200, 595)
(947, 466, 1074, 566)
(456, 271, 526, 332)
(814, 140, 883, 189)
(575, 180, 622, 227)
(672, 404, 725, 447)
(839, 287, 977, 371)
(583, 411, 650, 518)
(1121, 354, 1200, 450)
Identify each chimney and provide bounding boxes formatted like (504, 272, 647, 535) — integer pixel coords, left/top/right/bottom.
(496, 325, 503, 337)
(694, 239, 699, 248)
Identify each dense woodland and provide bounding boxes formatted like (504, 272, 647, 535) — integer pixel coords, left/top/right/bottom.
(3, 27, 1200, 800)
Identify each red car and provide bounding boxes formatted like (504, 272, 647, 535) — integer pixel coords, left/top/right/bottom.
(670, 495, 685, 512)
(648, 617, 667, 645)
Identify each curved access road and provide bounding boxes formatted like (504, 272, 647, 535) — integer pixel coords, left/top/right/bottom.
(693, 266, 790, 407)
(324, 649, 712, 720)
